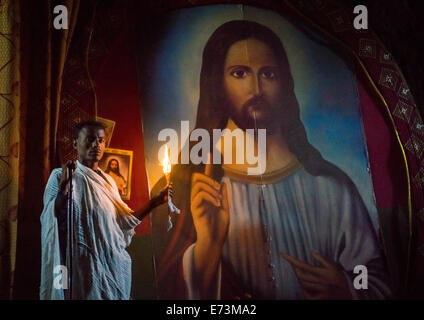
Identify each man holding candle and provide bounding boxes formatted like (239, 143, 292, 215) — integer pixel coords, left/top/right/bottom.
(40, 120, 170, 300)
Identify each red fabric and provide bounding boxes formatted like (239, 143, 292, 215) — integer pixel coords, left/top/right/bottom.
(58, 3, 151, 234)
(93, 27, 151, 235)
(357, 67, 408, 209)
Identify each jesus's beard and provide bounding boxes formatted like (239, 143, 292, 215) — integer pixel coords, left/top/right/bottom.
(228, 96, 282, 134)
(109, 167, 119, 174)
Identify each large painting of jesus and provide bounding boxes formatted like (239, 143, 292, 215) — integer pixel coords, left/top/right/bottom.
(136, 5, 391, 299)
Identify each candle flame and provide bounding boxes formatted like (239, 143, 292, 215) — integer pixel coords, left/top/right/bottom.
(162, 145, 171, 175)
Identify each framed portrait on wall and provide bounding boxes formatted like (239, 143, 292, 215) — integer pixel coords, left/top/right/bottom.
(99, 148, 133, 200)
(96, 116, 116, 148)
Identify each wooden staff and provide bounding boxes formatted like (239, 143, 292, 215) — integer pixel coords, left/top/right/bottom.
(66, 163, 74, 300)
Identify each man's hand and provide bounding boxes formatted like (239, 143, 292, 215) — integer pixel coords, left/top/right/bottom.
(281, 251, 352, 300)
(133, 183, 174, 220)
(151, 183, 174, 209)
(55, 160, 76, 219)
(58, 160, 76, 195)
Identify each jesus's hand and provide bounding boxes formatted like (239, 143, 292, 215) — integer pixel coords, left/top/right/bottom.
(190, 157, 229, 298)
(281, 251, 352, 300)
(191, 161, 229, 247)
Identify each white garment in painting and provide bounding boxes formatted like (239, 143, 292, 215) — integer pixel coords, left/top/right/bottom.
(40, 161, 140, 300)
(183, 166, 391, 299)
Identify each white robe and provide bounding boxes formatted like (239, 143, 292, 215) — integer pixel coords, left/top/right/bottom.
(40, 161, 140, 300)
(183, 167, 391, 299)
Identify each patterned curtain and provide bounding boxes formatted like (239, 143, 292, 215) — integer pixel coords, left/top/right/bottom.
(0, 0, 18, 299)
(12, 0, 79, 299)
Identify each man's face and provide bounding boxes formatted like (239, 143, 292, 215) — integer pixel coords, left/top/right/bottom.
(73, 126, 106, 165)
(223, 38, 283, 131)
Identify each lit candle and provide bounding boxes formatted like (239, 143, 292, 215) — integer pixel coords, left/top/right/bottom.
(161, 145, 180, 216)
(162, 145, 172, 187)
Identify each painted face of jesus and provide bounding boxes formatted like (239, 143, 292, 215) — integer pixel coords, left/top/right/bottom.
(110, 160, 118, 171)
(223, 38, 284, 131)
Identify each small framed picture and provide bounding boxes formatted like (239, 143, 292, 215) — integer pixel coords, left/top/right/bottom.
(96, 116, 116, 148)
(99, 148, 133, 200)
